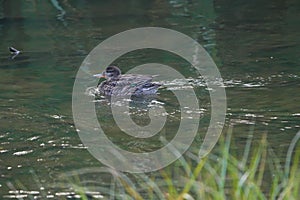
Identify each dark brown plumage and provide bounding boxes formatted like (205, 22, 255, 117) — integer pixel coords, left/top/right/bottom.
(94, 66, 161, 96)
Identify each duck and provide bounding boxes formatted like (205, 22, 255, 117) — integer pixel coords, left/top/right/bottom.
(93, 65, 161, 96)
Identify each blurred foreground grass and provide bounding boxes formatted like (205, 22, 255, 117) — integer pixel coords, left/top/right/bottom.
(66, 129, 300, 200)
(7, 129, 299, 200)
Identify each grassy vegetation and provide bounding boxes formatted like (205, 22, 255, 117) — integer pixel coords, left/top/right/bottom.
(81, 128, 299, 200)
(11, 128, 299, 199)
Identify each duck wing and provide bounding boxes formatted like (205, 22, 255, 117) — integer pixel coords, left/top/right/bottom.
(112, 74, 158, 96)
(112, 74, 155, 96)
(98, 74, 160, 96)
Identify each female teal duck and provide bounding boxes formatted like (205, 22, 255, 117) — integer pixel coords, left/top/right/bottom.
(93, 66, 161, 96)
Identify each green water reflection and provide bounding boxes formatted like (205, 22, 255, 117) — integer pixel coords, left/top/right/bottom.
(0, 0, 299, 198)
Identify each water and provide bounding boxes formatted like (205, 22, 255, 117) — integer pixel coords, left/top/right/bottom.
(0, 0, 299, 199)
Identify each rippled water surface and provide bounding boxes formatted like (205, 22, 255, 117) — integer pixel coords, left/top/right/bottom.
(0, 0, 299, 199)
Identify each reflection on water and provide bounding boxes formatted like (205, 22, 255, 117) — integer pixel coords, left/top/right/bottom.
(0, 0, 299, 198)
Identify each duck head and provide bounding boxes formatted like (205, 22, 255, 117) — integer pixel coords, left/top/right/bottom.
(93, 66, 121, 81)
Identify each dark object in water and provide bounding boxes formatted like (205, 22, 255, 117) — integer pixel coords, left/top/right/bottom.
(93, 65, 161, 96)
(9, 46, 21, 59)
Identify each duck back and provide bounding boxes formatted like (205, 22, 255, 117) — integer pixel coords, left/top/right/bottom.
(99, 74, 160, 96)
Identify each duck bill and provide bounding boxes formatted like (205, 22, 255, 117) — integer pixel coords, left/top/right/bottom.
(93, 73, 105, 78)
